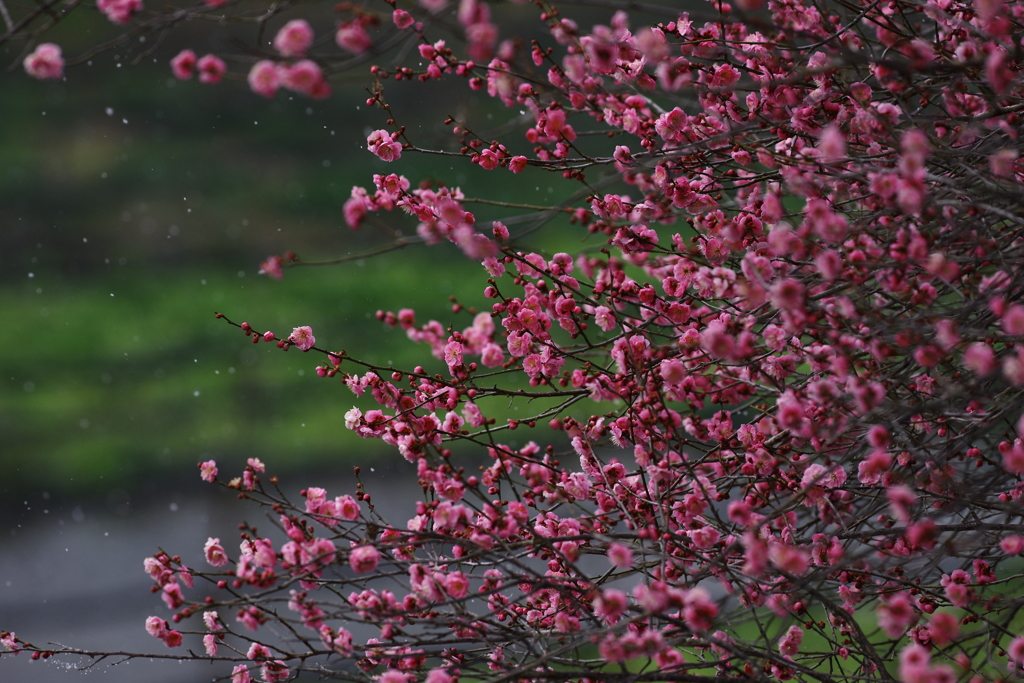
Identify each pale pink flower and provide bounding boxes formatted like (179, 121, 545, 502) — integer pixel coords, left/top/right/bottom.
(231, 665, 253, 683)
(247, 643, 271, 660)
(203, 610, 221, 631)
(0, 632, 18, 652)
(273, 19, 314, 57)
(1002, 535, 1024, 554)
(24, 43, 64, 80)
(145, 616, 168, 638)
(199, 459, 218, 482)
(594, 588, 628, 623)
(817, 124, 846, 162)
(1002, 304, 1024, 336)
(288, 325, 315, 350)
(367, 129, 402, 161)
(443, 571, 470, 598)
(170, 50, 197, 80)
(281, 60, 325, 96)
(928, 612, 960, 647)
(97, 0, 141, 24)
(778, 624, 803, 657)
(196, 54, 226, 84)
(426, 669, 453, 683)
(336, 20, 372, 54)
(203, 633, 218, 656)
(379, 670, 412, 683)
(336, 494, 360, 520)
(607, 542, 633, 568)
(349, 545, 380, 573)
(768, 543, 809, 575)
(204, 537, 229, 566)
(1009, 636, 1024, 668)
(877, 593, 917, 637)
(248, 60, 281, 99)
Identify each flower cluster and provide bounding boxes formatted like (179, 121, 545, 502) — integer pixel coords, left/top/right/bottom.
(8, 0, 1024, 682)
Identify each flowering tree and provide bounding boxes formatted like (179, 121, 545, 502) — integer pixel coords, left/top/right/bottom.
(6, 0, 1024, 681)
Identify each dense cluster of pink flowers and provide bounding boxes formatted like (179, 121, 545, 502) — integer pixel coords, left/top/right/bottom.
(8, 0, 1024, 682)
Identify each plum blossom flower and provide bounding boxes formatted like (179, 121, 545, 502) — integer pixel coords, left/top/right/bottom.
(205, 537, 229, 566)
(274, 19, 314, 57)
(196, 54, 227, 84)
(199, 459, 218, 482)
(336, 20, 372, 54)
(170, 50, 197, 80)
(24, 44, 64, 80)
(288, 326, 316, 350)
(367, 129, 403, 161)
(393, 9, 415, 29)
(349, 545, 380, 573)
(248, 60, 281, 98)
(607, 542, 634, 568)
(97, 0, 142, 25)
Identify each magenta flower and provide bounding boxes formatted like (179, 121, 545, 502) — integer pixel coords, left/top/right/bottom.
(196, 54, 227, 84)
(170, 50, 197, 80)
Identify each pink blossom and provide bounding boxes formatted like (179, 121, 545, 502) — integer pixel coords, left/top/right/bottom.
(928, 612, 960, 647)
(0, 632, 18, 652)
(231, 665, 252, 683)
(877, 593, 917, 638)
(204, 537, 229, 566)
(607, 542, 634, 568)
(349, 545, 380, 573)
(425, 669, 453, 683)
(198, 459, 218, 482)
(262, 661, 289, 682)
(1001, 535, 1024, 554)
(1002, 304, 1024, 336)
(248, 60, 282, 99)
(288, 326, 316, 351)
(336, 494, 360, 520)
(203, 633, 217, 656)
(443, 571, 470, 598)
(594, 588, 628, 623)
(509, 156, 528, 173)
(170, 50, 197, 80)
(768, 543, 809, 575)
(817, 124, 846, 161)
(145, 616, 168, 639)
(247, 643, 271, 660)
(1009, 637, 1024, 668)
(778, 625, 803, 657)
(274, 19, 314, 57)
(203, 610, 221, 631)
(281, 60, 327, 97)
(196, 54, 226, 84)
(97, 0, 142, 24)
(336, 20, 372, 54)
(24, 43, 64, 80)
(367, 129, 403, 162)
(393, 9, 415, 29)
